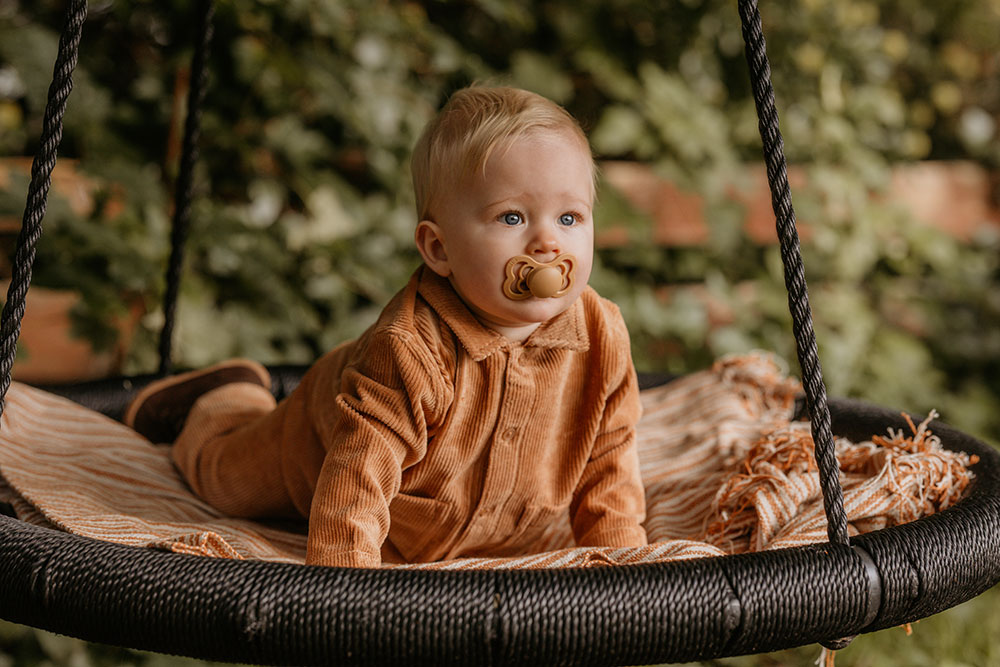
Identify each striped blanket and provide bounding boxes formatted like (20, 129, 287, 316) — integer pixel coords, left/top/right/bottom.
(0, 354, 976, 569)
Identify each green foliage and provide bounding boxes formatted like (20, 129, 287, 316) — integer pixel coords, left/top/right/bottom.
(0, 168, 166, 352)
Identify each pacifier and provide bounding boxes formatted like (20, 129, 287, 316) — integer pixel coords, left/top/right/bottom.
(502, 253, 577, 300)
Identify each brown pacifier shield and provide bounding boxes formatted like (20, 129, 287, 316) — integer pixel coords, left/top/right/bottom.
(502, 254, 576, 300)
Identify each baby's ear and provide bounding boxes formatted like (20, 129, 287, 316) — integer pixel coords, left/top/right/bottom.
(415, 220, 451, 277)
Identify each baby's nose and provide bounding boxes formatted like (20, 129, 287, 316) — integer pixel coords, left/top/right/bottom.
(527, 232, 560, 258)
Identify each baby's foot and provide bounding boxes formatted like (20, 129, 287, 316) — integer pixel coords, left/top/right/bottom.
(123, 359, 270, 443)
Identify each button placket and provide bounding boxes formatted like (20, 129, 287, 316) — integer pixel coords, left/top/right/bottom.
(497, 348, 532, 445)
(476, 350, 526, 519)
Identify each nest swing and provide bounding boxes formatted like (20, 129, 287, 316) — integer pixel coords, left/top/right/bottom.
(1, 1, 999, 665)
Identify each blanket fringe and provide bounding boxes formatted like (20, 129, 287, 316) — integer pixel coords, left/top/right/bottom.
(705, 409, 977, 552)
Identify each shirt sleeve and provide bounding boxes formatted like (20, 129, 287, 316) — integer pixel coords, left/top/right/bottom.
(570, 313, 648, 549)
(305, 330, 444, 567)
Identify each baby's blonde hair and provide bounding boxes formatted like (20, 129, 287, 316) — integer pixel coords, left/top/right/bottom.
(411, 85, 594, 221)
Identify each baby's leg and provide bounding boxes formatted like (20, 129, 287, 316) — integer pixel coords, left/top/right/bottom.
(172, 383, 300, 519)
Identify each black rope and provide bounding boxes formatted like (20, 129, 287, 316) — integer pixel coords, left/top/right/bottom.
(736, 14, 858, 649)
(157, 0, 216, 376)
(0, 0, 88, 417)
(736, 1, 850, 547)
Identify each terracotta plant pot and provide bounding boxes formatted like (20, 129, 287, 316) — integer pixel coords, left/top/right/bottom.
(0, 282, 143, 384)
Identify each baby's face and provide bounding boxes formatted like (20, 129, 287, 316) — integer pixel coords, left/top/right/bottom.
(419, 129, 594, 340)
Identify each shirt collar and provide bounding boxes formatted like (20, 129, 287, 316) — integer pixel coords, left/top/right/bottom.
(416, 265, 590, 361)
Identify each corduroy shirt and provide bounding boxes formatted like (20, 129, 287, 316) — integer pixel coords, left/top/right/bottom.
(246, 266, 646, 567)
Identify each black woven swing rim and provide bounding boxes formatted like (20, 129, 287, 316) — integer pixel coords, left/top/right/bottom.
(3, 0, 1000, 664)
(2, 397, 999, 665)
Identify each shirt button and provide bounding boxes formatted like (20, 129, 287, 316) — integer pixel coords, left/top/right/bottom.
(501, 426, 518, 441)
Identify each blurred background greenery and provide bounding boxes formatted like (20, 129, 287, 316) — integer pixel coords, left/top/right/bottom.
(1, 0, 999, 665)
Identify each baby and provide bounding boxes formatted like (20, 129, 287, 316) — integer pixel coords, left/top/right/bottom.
(126, 85, 647, 567)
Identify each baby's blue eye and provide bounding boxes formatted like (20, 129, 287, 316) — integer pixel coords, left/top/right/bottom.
(559, 213, 578, 226)
(502, 212, 523, 225)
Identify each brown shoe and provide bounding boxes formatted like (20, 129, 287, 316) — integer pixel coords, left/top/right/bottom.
(124, 359, 271, 443)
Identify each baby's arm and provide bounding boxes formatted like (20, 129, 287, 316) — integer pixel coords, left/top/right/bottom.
(570, 365, 647, 548)
(570, 310, 647, 548)
(305, 331, 445, 567)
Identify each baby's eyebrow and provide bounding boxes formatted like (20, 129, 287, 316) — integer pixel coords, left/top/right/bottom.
(483, 197, 517, 210)
(482, 194, 593, 212)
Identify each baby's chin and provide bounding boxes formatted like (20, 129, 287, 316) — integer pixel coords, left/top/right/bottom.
(475, 297, 575, 330)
